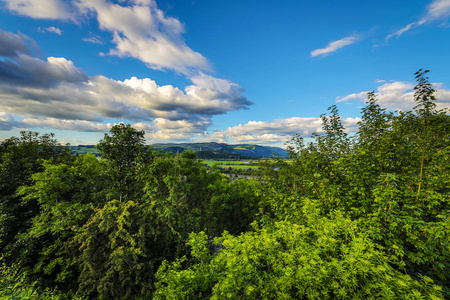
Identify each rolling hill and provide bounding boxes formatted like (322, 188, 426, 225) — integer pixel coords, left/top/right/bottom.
(69, 142, 288, 158)
(150, 142, 288, 158)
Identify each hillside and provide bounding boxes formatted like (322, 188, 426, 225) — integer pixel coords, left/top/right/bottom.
(150, 142, 288, 157)
(69, 142, 288, 158)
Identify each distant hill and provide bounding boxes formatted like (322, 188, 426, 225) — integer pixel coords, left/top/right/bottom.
(151, 142, 288, 158)
(68, 142, 288, 158)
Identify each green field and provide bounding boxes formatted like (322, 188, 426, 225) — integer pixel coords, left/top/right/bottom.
(203, 160, 260, 169)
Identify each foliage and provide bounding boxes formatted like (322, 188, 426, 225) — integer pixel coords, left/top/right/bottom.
(0, 255, 67, 299)
(96, 123, 152, 201)
(140, 151, 263, 238)
(155, 201, 444, 299)
(71, 150, 263, 299)
(0, 132, 73, 262)
(0, 70, 449, 299)
(74, 200, 158, 299)
(15, 154, 116, 291)
(260, 70, 450, 295)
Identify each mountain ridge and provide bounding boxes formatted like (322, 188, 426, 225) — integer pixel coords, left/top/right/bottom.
(69, 142, 288, 158)
(150, 142, 288, 158)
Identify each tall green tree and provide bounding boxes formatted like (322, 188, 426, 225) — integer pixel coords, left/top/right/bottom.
(96, 123, 151, 201)
(15, 154, 115, 292)
(0, 132, 72, 261)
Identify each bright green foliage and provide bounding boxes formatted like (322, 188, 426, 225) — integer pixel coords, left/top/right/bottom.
(96, 123, 147, 167)
(259, 70, 450, 295)
(155, 201, 444, 299)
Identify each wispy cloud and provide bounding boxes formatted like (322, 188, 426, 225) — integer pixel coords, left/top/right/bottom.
(2, 0, 74, 20)
(82, 34, 104, 44)
(386, 0, 450, 40)
(310, 35, 359, 57)
(38, 26, 63, 35)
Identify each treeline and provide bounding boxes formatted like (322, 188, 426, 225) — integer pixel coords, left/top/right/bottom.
(0, 70, 449, 299)
(196, 150, 256, 160)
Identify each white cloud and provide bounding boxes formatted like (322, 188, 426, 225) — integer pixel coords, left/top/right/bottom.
(0, 28, 251, 143)
(2, 0, 74, 20)
(310, 35, 359, 57)
(337, 81, 450, 111)
(0, 54, 88, 88)
(0, 5, 257, 144)
(144, 118, 212, 142)
(386, 0, 450, 40)
(3, 0, 212, 75)
(0, 73, 250, 123)
(422, 0, 450, 22)
(38, 26, 63, 35)
(386, 22, 420, 41)
(0, 28, 250, 128)
(208, 117, 361, 146)
(131, 122, 154, 133)
(76, 0, 210, 75)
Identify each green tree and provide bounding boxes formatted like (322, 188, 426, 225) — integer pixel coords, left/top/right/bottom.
(75, 200, 158, 299)
(259, 70, 450, 295)
(15, 154, 115, 292)
(0, 132, 72, 262)
(140, 151, 263, 239)
(96, 123, 151, 201)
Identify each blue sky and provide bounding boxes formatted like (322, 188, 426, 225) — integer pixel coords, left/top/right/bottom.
(0, 0, 449, 147)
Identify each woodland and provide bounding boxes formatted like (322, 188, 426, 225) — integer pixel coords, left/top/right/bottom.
(0, 70, 449, 299)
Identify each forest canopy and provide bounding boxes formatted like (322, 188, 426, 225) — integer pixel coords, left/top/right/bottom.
(1, 70, 449, 299)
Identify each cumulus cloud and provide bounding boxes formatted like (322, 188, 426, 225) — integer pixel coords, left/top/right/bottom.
(3, 0, 211, 75)
(0, 28, 250, 141)
(76, 0, 210, 74)
(386, 0, 450, 40)
(38, 26, 63, 35)
(0, 3, 255, 143)
(1, 0, 74, 20)
(311, 35, 359, 57)
(0, 72, 250, 123)
(336, 81, 450, 111)
(144, 118, 211, 141)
